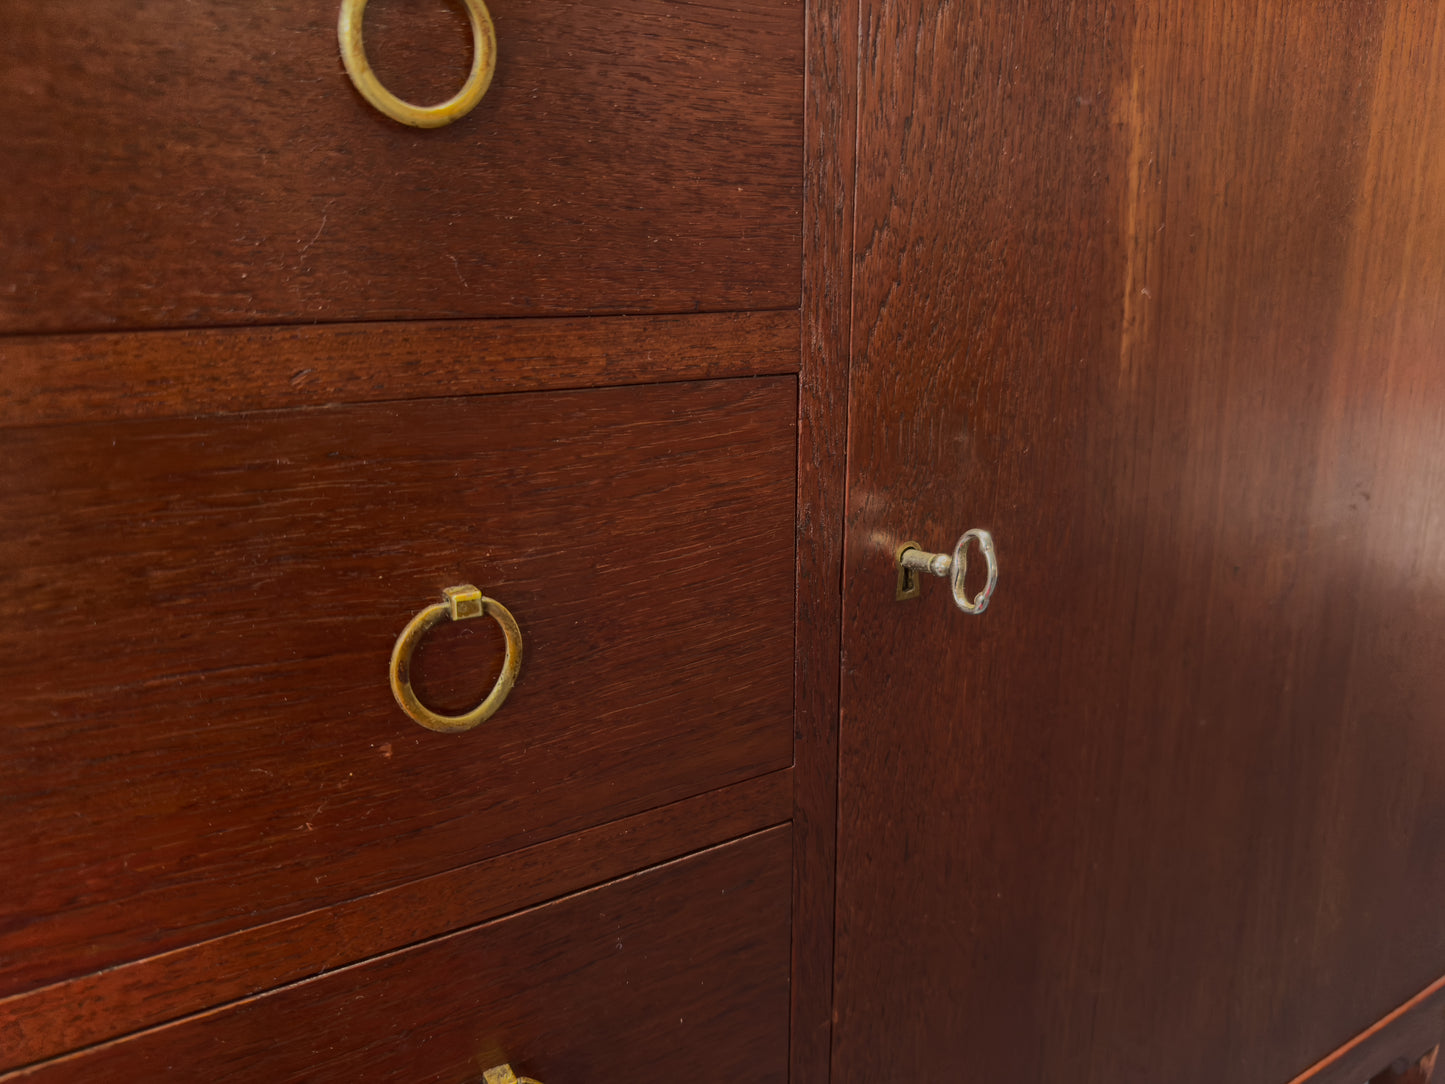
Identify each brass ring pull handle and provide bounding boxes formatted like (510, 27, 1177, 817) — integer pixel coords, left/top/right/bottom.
(338, 0, 497, 128)
(896, 529, 999, 614)
(482, 1066, 542, 1084)
(389, 585, 522, 733)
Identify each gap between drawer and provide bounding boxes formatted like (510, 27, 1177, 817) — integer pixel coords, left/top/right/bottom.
(0, 768, 793, 1073)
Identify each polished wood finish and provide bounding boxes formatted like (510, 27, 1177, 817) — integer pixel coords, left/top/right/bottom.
(790, 0, 857, 1080)
(2, 0, 811, 1076)
(0, 770, 790, 1071)
(0, 377, 795, 999)
(0, 310, 799, 428)
(0, 0, 802, 332)
(835, 1, 1445, 1082)
(2, 828, 791, 1083)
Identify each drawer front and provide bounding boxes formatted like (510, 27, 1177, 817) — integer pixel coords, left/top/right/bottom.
(0, 376, 796, 997)
(0, 0, 803, 334)
(4, 827, 792, 1083)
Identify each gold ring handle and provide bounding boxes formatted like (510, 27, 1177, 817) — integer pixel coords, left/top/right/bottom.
(389, 585, 522, 733)
(337, 0, 497, 128)
(482, 1066, 542, 1084)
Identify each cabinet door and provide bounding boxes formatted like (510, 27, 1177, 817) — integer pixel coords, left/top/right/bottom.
(835, 3, 1445, 1082)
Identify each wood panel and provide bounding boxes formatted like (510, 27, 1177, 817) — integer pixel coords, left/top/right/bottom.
(835, 2, 1132, 1077)
(0, 770, 790, 1072)
(835, 1, 1445, 1082)
(790, 0, 858, 1078)
(0, 377, 796, 1000)
(1, 827, 791, 1083)
(0, 310, 799, 428)
(0, 0, 802, 333)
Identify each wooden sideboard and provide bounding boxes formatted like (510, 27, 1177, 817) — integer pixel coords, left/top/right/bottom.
(4, 2, 1445, 1082)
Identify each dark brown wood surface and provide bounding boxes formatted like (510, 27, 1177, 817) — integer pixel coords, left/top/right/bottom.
(790, 0, 858, 1079)
(0, 310, 798, 428)
(0, 0, 802, 333)
(2, 827, 791, 1083)
(0, 770, 790, 1072)
(0, 377, 795, 1001)
(834, 2, 1445, 1082)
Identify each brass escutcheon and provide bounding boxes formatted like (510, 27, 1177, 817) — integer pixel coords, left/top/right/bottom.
(338, 0, 497, 128)
(482, 1067, 542, 1084)
(389, 585, 522, 733)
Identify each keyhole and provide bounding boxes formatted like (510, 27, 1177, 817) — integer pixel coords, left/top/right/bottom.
(895, 542, 923, 601)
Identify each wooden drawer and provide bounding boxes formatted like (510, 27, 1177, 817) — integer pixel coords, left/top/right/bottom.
(0, 376, 796, 998)
(2, 826, 791, 1083)
(0, 0, 803, 334)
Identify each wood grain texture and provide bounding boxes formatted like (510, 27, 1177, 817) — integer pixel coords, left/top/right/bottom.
(0, 770, 790, 1072)
(0, 310, 799, 428)
(0, 0, 802, 332)
(791, 0, 857, 1080)
(0, 377, 796, 1000)
(835, 1, 1445, 1082)
(1292, 978, 1445, 1084)
(1, 827, 792, 1083)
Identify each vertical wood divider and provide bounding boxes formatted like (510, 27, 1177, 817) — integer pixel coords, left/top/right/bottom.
(795, 0, 857, 1081)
